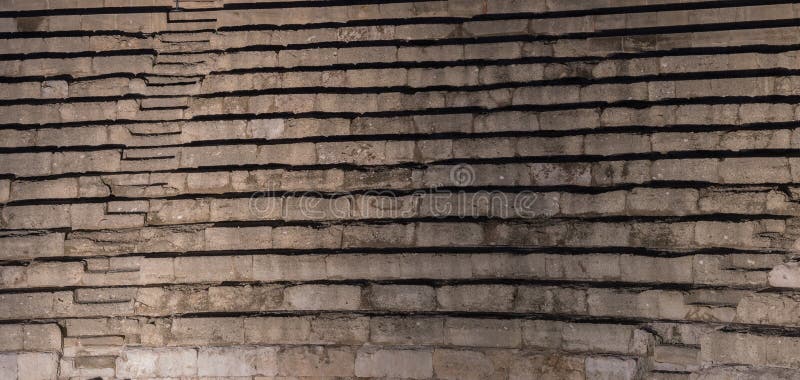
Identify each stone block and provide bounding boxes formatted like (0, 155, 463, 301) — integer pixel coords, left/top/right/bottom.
(244, 317, 311, 344)
(585, 356, 638, 380)
(17, 352, 59, 380)
(10, 178, 78, 201)
(433, 349, 496, 380)
(584, 133, 651, 155)
(283, 285, 362, 310)
(173, 255, 252, 282)
(22, 324, 62, 352)
(208, 285, 283, 313)
(277, 346, 355, 377)
(509, 352, 585, 380)
(627, 188, 699, 215)
(0, 233, 64, 261)
(370, 317, 444, 345)
(309, 316, 369, 345)
(561, 323, 650, 355)
(719, 157, 792, 184)
(416, 222, 484, 246)
(699, 331, 766, 366)
(169, 318, 244, 346)
(1, 204, 70, 229)
(531, 163, 592, 186)
(355, 348, 433, 379)
(342, 223, 414, 248)
(367, 285, 436, 311)
(272, 225, 342, 249)
(560, 191, 626, 216)
(71, 203, 144, 230)
(444, 318, 521, 348)
(205, 226, 272, 251)
(651, 159, 718, 182)
(252, 254, 326, 281)
(437, 285, 514, 311)
(0, 354, 15, 380)
(0, 325, 23, 351)
(116, 348, 197, 378)
(197, 347, 277, 377)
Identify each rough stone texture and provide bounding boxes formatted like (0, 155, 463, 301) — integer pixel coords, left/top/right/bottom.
(1, 1, 800, 379)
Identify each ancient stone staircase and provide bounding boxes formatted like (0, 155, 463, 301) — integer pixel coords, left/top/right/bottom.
(127, 1, 221, 181)
(139, 0, 219, 116)
(4, 0, 800, 379)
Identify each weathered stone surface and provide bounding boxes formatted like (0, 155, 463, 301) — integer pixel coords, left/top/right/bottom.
(3, 3, 800, 379)
(116, 348, 197, 378)
(197, 347, 277, 377)
(17, 352, 59, 380)
(368, 284, 436, 311)
(277, 346, 355, 377)
(355, 348, 433, 379)
(445, 318, 521, 348)
(585, 356, 639, 380)
(370, 317, 444, 345)
(0, 233, 64, 260)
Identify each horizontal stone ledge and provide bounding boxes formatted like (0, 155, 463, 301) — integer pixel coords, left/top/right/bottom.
(0, 352, 59, 380)
(58, 315, 657, 355)
(4, 24, 800, 80)
(2, 154, 798, 198)
(0, 282, 775, 326)
(4, 103, 800, 151)
(2, 173, 793, 203)
(0, 0, 173, 12)
(3, 1, 792, 38)
(60, 344, 647, 379)
(2, 187, 799, 230)
(0, 249, 782, 289)
(0, 0, 773, 19)
(3, 25, 799, 73)
(211, 3, 800, 34)
(5, 84, 800, 128)
(5, 141, 800, 183)
(700, 330, 800, 370)
(0, 13, 165, 35)
(0, 323, 61, 353)
(3, 127, 800, 171)
(4, 45, 800, 83)
(693, 366, 800, 379)
(0, 217, 787, 256)
(3, 68, 800, 107)
(3, 49, 800, 101)
(3, 230, 789, 266)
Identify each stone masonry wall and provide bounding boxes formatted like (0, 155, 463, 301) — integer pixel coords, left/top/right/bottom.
(2, 0, 800, 379)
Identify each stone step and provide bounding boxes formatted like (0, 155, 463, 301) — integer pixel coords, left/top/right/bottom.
(122, 147, 181, 160)
(151, 62, 211, 76)
(140, 97, 190, 110)
(165, 20, 217, 32)
(74, 288, 137, 304)
(60, 355, 118, 379)
(645, 372, 690, 380)
(168, 10, 218, 22)
(143, 82, 201, 97)
(176, 0, 222, 9)
(155, 52, 214, 63)
(132, 107, 186, 121)
(158, 42, 213, 54)
(651, 345, 701, 373)
(158, 31, 215, 43)
(144, 75, 203, 85)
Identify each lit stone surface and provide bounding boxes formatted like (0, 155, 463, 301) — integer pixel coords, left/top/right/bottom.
(0, 1, 799, 378)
